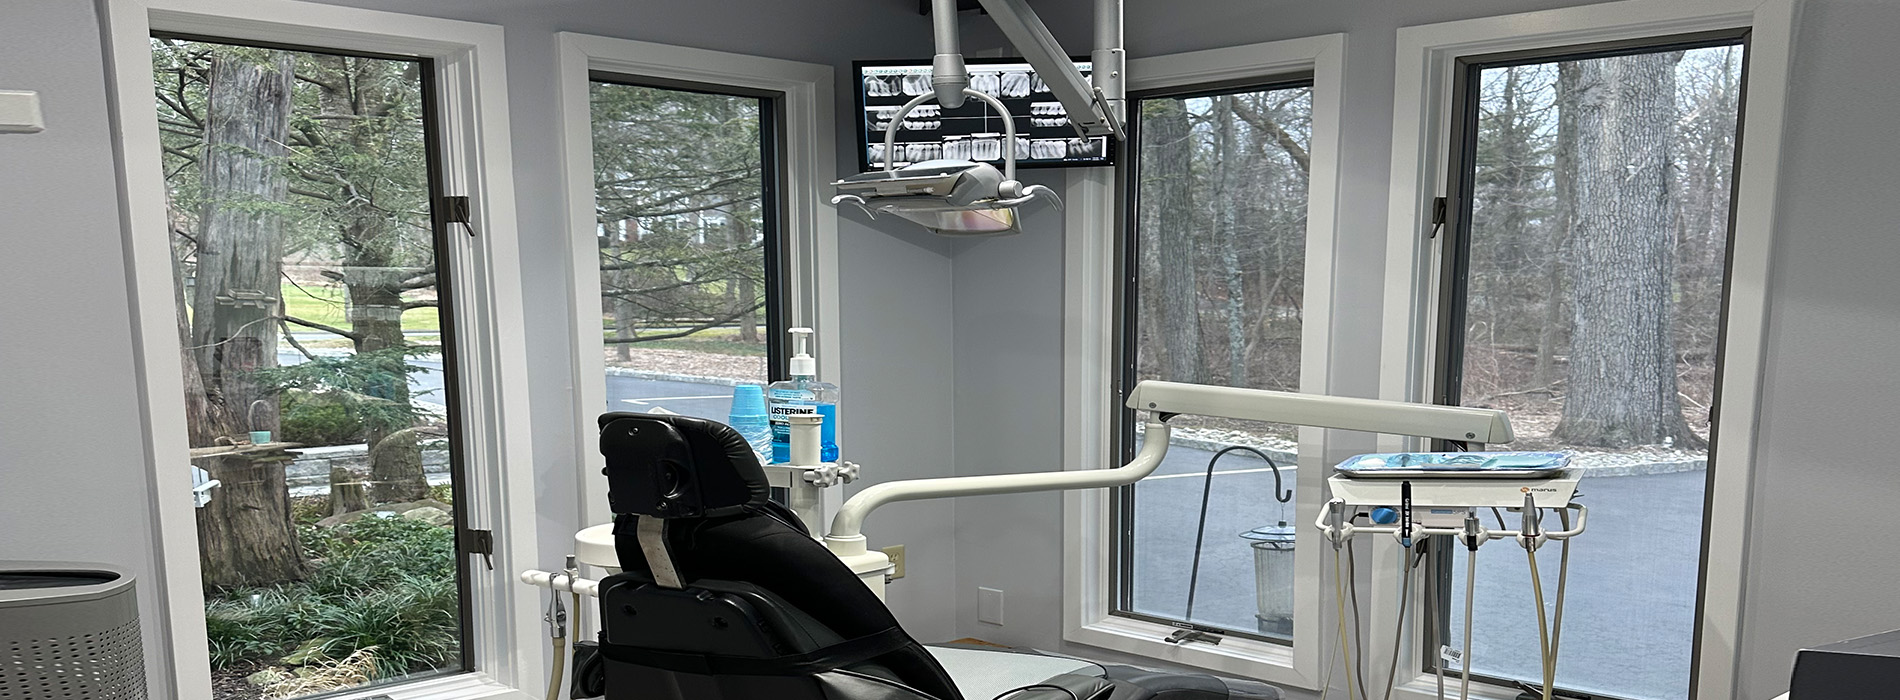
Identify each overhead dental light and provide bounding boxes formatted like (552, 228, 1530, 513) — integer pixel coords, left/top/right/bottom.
(831, 0, 1125, 236)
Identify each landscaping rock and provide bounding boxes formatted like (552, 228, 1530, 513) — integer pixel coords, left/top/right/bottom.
(245, 668, 289, 688)
(401, 506, 452, 527)
(316, 498, 452, 528)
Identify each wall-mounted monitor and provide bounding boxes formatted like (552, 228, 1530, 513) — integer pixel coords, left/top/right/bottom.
(854, 58, 1114, 172)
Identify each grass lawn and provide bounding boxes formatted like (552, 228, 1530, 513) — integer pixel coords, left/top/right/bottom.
(283, 282, 440, 334)
(599, 323, 768, 357)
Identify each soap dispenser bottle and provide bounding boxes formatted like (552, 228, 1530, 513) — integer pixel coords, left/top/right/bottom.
(767, 328, 840, 464)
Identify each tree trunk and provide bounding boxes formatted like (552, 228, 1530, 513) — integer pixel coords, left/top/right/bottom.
(1212, 98, 1248, 387)
(732, 206, 760, 344)
(1552, 52, 1704, 449)
(342, 265, 430, 502)
(310, 55, 433, 502)
(330, 466, 370, 516)
(188, 52, 293, 443)
(195, 447, 304, 587)
(1149, 99, 1203, 383)
(1534, 64, 1581, 393)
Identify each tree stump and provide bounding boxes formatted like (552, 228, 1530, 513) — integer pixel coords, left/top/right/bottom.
(194, 444, 305, 588)
(330, 466, 370, 516)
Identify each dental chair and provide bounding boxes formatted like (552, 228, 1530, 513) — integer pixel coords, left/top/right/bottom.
(593, 412, 1284, 700)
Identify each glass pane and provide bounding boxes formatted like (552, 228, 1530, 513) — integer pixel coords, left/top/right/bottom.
(1122, 84, 1313, 640)
(1444, 43, 1744, 700)
(154, 38, 463, 698)
(590, 81, 771, 423)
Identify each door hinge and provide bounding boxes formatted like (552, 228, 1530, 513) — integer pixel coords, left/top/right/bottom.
(440, 195, 474, 236)
(461, 528, 494, 570)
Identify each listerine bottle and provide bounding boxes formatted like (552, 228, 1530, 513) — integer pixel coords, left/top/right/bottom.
(767, 328, 840, 464)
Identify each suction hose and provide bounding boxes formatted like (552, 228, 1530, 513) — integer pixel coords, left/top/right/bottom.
(545, 558, 580, 700)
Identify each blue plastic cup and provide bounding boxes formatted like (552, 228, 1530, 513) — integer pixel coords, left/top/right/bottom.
(730, 384, 768, 418)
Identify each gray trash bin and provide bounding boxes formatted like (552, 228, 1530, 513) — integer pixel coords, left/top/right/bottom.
(0, 562, 146, 699)
(1241, 524, 1296, 637)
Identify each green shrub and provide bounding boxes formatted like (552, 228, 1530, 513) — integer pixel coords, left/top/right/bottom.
(205, 515, 459, 676)
(279, 391, 365, 446)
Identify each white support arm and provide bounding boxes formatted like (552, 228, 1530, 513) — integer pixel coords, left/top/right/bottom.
(1127, 381, 1513, 444)
(520, 569, 604, 598)
(825, 421, 1170, 542)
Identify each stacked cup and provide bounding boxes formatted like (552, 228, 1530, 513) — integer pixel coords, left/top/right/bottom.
(727, 384, 773, 466)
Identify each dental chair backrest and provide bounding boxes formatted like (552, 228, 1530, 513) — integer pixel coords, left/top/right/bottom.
(596, 413, 964, 700)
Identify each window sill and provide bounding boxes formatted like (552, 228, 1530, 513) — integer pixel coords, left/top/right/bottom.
(1066, 614, 1311, 688)
(310, 673, 536, 700)
(1391, 673, 1533, 700)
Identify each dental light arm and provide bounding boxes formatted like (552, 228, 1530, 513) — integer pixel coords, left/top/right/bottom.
(973, 0, 1124, 138)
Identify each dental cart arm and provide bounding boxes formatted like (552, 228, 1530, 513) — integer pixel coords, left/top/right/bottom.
(1128, 380, 1513, 445)
(826, 420, 1172, 541)
(826, 381, 1512, 543)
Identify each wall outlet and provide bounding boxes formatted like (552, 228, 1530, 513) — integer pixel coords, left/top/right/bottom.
(0, 90, 45, 134)
(881, 544, 906, 580)
(978, 587, 1005, 626)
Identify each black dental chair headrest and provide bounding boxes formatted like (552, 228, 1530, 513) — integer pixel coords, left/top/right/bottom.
(598, 413, 770, 519)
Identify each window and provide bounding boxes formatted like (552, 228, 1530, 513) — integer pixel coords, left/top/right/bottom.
(153, 36, 469, 698)
(588, 75, 784, 421)
(1432, 35, 1747, 700)
(1116, 79, 1315, 641)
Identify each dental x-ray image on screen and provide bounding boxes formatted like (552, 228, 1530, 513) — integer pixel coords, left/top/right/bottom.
(856, 58, 1114, 171)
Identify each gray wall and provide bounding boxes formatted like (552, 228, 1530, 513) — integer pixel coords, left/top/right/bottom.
(0, 0, 177, 691)
(939, 1, 1900, 699)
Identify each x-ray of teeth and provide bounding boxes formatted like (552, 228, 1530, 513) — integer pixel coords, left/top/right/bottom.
(1000, 72, 1031, 98)
(943, 137, 970, 161)
(901, 73, 929, 96)
(868, 143, 887, 166)
(902, 120, 941, 131)
(971, 135, 1001, 161)
(971, 72, 1001, 97)
(864, 75, 898, 97)
(1031, 75, 1048, 93)
(1066, 138, 1093, 158)
(905, 143, 941, 162)
(911, 105, 940, 118)
(1030, 102, 1066, 116)
(1032, 139, 1066, 160)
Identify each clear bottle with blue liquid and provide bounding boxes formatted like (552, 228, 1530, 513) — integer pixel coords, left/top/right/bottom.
(768, 328, 840, 464)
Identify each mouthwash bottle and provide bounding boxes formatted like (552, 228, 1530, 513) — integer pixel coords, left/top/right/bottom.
(768, 328, 840, 464)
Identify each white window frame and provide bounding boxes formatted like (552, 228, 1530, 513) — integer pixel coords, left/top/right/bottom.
(102, 1, 542, 697)
(1373, 1, 1798, 699)
(1061, 34, 1346, 688)
(553, 35, 839, 532)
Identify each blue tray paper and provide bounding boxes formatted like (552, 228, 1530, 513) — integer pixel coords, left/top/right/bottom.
(1337, 451, 1570, 474)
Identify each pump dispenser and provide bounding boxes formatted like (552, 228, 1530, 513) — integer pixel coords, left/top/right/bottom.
(767, 328, 840, 464)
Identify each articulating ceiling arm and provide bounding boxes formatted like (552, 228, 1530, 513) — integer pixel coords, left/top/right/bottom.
(972, 0, 1124, 139)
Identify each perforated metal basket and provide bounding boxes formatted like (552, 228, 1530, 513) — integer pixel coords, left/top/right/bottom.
(0, 562, 146, 700)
